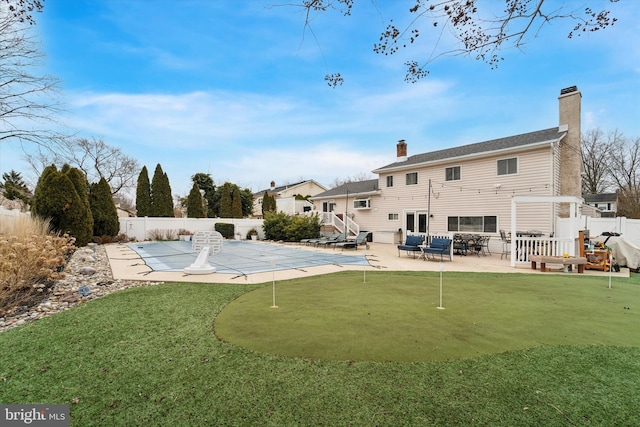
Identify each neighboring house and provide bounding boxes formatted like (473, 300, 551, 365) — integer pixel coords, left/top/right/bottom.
(252, 179, 328, 218)
(310, 86, 584, 245)
(583, 193, 618, 217)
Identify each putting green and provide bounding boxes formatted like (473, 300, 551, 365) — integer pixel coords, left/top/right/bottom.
(214, 271, 640, 362)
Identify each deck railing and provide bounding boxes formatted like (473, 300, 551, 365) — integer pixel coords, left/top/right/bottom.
(319, 212, 359, 236)
(510, 236, 576, 266)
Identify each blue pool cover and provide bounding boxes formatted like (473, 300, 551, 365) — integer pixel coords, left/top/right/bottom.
(128, 240, 370, 276)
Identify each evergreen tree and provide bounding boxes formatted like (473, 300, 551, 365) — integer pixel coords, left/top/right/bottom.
(90, 177, 120, 237)
(239, 187, 254, 217)
(262, 191, 277, 215)
(31, 164, 58, 218)
(150, 164, 174, 217)
(135, 166, 151, 217)
(191, 173, 215, 217)
(31, 165, 93, 246)
(1, 170, 32, 207)
(219, 183, 233, 218)
(63, 165, 94, 246)
(231, 187, 243, 218)
(186, 182, 206, 218)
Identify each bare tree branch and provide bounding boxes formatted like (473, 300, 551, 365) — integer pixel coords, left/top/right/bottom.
(286, 0, 618, 84)
(27, 138, 141, 196)
(0, 0, 66, 146)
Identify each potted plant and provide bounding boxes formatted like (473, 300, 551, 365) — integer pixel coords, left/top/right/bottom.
(246, 228, 258, 241)
(177, 229, 193, 241)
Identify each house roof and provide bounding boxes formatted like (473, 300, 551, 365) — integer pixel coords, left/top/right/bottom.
(311, 179, 379, 199)
(373, 127, 565, 172)
(253, 179, 327, 196)
(583, 193, 617, 203)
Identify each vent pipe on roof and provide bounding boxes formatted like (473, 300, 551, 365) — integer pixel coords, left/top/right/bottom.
(397, 139, 407, 162)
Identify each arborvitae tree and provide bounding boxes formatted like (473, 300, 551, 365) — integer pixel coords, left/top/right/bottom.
(90, 177, 120, 237)
(219, 183, 233, 218)
(135, 166, 151, 216)
(31, 164, 58, 218)
(262, 191, 277, 215)
(63, 165, 94, 246)
(186, 182, 206, 218)
(150, 164, 174, 217)
(231, 187, 243, 218)
(162, 172, 174, 216)
(191, 173, 215, 217)
(31, 165, 93, 247)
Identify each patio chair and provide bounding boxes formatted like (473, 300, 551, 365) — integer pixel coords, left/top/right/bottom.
(478, 235, 491, 256)
(303, 232, 340, 246)
(316, 232, 348, 248)
(499, 230, 511, 259)
(334, 231, 371, 251)
(397, 235, 424, 258)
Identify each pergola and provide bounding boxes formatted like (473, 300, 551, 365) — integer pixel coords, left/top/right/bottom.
(510, 195, 584, 267)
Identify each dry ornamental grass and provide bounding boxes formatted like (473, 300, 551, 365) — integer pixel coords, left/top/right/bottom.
(0, 216, 76, 317)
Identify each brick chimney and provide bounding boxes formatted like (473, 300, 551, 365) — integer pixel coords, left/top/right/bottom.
(396, 139, 407, 162)
(558, 86, 582, 218)
(558, 86, 582, 217)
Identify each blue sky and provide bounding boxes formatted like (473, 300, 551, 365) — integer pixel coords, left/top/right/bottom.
(2, 0, 639, 197)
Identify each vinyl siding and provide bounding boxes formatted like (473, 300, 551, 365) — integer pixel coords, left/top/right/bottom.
(329, 144, 558, 238)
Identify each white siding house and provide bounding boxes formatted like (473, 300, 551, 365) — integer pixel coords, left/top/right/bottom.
(311, 87, 584, 251)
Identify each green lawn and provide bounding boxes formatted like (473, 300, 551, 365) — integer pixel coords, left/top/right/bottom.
(0, 271, 638, 426)
(216, 272, 640, 362)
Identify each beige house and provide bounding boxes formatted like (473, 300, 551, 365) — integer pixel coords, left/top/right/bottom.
(252, 180, 327, 218)
(311, 86, 584, 248)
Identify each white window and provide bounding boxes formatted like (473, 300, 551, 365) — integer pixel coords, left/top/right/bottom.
(388, 213, 399, 220)
(406, 172, 418, 185)
(445, 166, 460, 181)
(447, 216, 497, 233)
(497, 158, 518, 175)
(353, 198, 370, 209)
(386, 176, 394, 187)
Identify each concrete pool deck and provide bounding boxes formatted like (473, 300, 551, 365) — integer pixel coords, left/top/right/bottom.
(105, 240, 629, 284)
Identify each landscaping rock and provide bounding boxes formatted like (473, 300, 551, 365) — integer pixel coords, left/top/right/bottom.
(0, 244, 163, 333)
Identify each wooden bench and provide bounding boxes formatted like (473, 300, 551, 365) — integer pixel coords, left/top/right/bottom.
(529, 255, 588, 273)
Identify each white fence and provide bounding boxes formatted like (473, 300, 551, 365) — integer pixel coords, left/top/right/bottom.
(556, 216, 640, 248)
(0, 207, 30, 233)
(0, 206, 30, 218)
(119, 217, 264, 241)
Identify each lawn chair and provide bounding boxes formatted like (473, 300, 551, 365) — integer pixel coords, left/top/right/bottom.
(397, 235, 424, 258)
(316, 232, 348, 248)
(303, 232, 340, 246)
(334, 231, 371, 251)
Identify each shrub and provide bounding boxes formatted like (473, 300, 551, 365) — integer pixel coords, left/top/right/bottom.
(263, 212, 321, 242)
(215, 223, 234, 239)
(146, 229, 177, 241)
(31, 164, 94, 247)
(263, 211, 290, 241)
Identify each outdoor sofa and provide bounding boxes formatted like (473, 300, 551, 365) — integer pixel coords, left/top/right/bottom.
(421, 238, 452, 261)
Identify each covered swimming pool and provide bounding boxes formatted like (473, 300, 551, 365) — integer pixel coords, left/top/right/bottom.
(128, 240, 370, 277)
